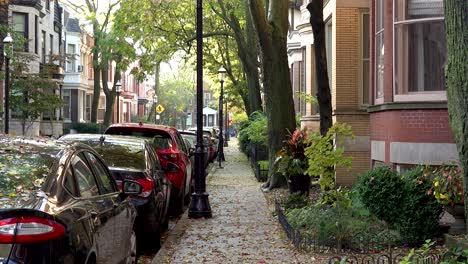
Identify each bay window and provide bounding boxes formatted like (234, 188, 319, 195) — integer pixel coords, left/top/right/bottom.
(394, 0, 446, 97)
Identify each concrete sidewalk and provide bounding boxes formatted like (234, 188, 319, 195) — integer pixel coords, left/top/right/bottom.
(152, 138, 307, 264)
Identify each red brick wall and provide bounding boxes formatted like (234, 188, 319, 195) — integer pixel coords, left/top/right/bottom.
(370, 109, 455, 143)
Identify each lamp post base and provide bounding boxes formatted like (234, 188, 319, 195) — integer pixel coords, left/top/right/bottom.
(188, 192, 212, 218)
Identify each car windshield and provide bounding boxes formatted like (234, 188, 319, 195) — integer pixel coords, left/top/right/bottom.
(181, 134, 196, 147)
(84, 141, 146, 170)
(0, 143, 57, 208)
(106, 127, 173, 150)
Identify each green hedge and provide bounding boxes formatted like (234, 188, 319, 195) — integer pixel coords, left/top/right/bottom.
(73, 123, 104, 134)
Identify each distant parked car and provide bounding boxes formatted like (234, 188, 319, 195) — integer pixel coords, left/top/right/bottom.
(59, 134, 171, 247)
(179, 131, 210, 168)
(0, 136, 141, 264)
(104, 123, 192, 215)
(188, 127, 218, 161)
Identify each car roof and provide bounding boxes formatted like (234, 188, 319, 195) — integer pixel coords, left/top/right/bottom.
(0, 136, 84, 155)
(106, 123, 176, 132)
(179, 131, 196, 136)
(59, 134, 147, 148)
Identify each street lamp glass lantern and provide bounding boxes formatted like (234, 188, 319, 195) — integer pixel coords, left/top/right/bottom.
(115, 80, 122, 93)
(3, 33, 13, 44)
(218, 66, 226, 82)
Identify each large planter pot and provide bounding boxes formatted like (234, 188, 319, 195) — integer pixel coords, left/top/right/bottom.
(288, 174, 310, 195)
(445, 204, 466, 235)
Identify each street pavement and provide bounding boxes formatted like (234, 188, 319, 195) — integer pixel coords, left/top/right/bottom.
(152, 138, 307, 264)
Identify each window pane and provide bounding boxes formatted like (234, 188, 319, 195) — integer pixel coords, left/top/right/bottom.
(376, 0, 384, 31)
(363, 60, 370, 104)
(375, 33, 384, 98)
(72, 154, 99, 197)
(13, 13, 27, 51)
(395, 0, 443, 21)
(85, 152, 114, 194)
(394, 20, 446, 93)
(63, 90, 71, 120)
(363, 14, 370, 59)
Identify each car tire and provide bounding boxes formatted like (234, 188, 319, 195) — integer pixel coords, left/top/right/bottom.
(125, 230, 138, 264)
(184, 176, 193, 206)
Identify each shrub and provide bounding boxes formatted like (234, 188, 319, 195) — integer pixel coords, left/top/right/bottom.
(397, 167, 442, 241)
(355, 166, 405, 224)
(286, 204, 401, 249)
(283, 193, 310, 211)
(73, 123, 104, 134)
(355, 166, 443, 241)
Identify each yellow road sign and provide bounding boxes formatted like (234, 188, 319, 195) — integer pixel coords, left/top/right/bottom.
(156, 104, 165, 114)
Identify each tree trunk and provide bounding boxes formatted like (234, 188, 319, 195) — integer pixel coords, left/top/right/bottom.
(307, 0, 333, 136)
(103, 61, 122, 128)
(443, 0, 468, 233)
(148, 61, 161, 122)
(91, 22, 101, 123)
(0, 0, 9, 71)
(248, 0, 296, 189)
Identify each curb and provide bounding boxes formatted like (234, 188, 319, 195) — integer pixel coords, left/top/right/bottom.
(151, 164, 218, 263)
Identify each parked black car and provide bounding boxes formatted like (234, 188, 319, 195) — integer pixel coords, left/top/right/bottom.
(59, 134, 171, 247)
(0, 137, 141, 264)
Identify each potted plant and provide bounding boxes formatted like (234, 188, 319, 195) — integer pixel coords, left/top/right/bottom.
(275, 128, 310, 195)
(426, 164, 465, 234)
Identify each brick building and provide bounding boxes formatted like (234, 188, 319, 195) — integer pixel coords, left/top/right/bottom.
(369, 0, 456, 170)
(288, 0, 371, 185)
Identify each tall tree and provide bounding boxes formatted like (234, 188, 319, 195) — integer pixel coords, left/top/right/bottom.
(248, 0, 297, 189)
(444, 0, 468, 231)
(307, 0, 332, 136)
(210, 0, 262, 115)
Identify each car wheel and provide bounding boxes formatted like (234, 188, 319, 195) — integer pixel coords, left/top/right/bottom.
(126, 231, 138, 264)
(184, 176, 193, 206)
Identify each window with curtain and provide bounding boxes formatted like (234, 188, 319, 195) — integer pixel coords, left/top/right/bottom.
(394, 0, 445, 94)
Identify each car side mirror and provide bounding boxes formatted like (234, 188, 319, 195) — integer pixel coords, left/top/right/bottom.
(121, 180, 142, 196)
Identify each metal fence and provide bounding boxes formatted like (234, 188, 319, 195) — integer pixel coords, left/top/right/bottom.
(275, 200, 431, 255)
(327, 252, 458, 264)
(249, 144, 268, 182)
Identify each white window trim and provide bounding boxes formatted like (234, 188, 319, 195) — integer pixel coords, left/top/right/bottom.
(375, 0, 384, 101)
(392, 0, 446, 101)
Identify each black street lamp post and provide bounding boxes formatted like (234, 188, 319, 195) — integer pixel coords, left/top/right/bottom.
(189, 0, 212, 219)
(217, 66, 226, 166)
(3, 33, 13, 134)
(224, 99, 229, 145)
(115, 80, 122, 123)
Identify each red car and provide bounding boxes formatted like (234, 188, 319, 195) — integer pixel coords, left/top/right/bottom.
(105, 123, 193, 215)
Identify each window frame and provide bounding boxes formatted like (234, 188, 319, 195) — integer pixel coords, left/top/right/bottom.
(62, 89, 71, 121)
(392, 0, 446, 102)
(83, 151, 117, 195)
(375, 0, 384, 102)
(71, 153, 100, 198)
(12, 12, 28, 52)
(359, 11, 370, 108)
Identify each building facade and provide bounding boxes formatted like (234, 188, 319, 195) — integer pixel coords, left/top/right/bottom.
(4, 0, 65, 137)
(369, 0, 456, 171)
(289, 0, 371, 185)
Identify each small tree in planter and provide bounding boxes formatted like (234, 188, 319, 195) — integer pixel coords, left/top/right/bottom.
(304, 123, 353, 200)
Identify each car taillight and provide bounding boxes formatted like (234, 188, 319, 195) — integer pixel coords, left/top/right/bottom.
(135, 178, 154, 198)
(161, 152, 179, 161)
(0, 216, 65, 244)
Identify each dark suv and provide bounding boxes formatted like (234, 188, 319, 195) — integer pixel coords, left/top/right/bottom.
(105, 123, 192, 215)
